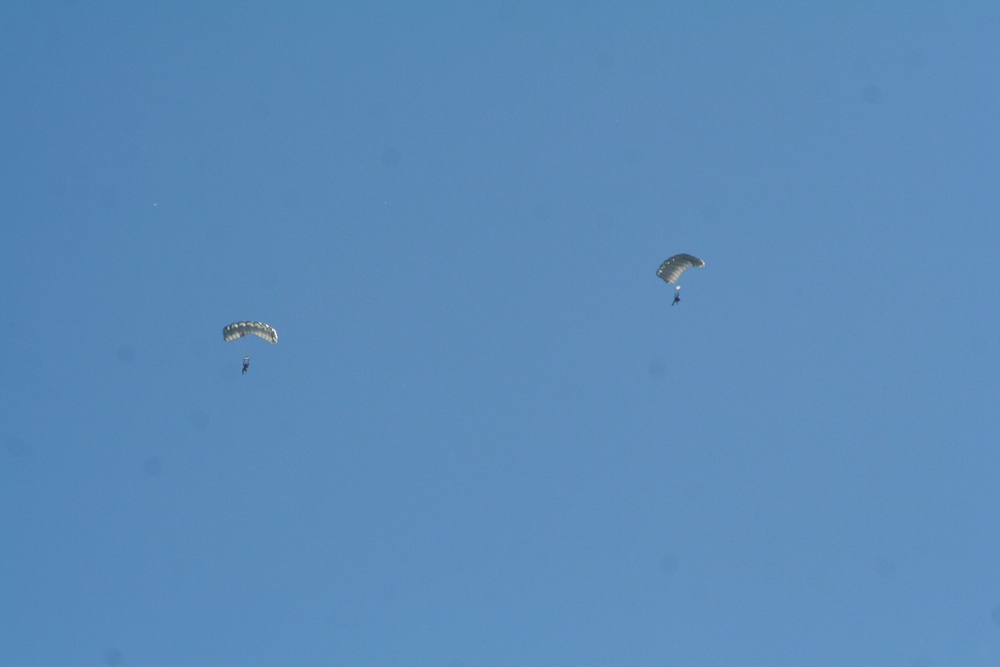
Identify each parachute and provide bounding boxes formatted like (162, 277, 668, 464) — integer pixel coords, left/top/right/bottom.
(656, 254, 705, 284)
(223, 321, 278, 344)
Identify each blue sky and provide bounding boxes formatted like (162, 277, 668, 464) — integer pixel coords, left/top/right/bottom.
(3, 2, 1000, 665)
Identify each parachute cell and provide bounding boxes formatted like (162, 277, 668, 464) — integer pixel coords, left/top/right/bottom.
(223, 321, 278, 344)
(656, 254, 705, 284)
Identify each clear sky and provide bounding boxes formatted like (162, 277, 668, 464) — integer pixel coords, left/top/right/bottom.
(3, 3, 1000, 665)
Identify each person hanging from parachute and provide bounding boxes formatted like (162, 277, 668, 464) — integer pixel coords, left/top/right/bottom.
(656, 253, 705, 307)
(223, 321, 278, 375)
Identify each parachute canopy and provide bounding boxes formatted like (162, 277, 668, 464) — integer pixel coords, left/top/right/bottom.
(656, 254, 705, 284)
(223, 321, 278, 344)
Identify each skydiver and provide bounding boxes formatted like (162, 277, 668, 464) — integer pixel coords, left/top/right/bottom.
(672, 287, 681, 306)
(242, 357, 250, 374)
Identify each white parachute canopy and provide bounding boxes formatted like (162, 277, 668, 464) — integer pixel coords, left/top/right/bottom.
(656, 254, 705, 284)
(223, 321, 278, 344)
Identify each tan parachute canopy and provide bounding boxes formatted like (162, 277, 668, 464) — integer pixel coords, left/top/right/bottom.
(223, 321, 278, 344)
(656, 254, 705, 284)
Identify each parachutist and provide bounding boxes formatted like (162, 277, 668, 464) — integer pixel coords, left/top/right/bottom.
(223, 322, 276, 375)
(657, 254, 704, 307)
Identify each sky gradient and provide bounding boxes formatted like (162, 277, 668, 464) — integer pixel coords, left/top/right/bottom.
(3, 3, 1000, 665)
